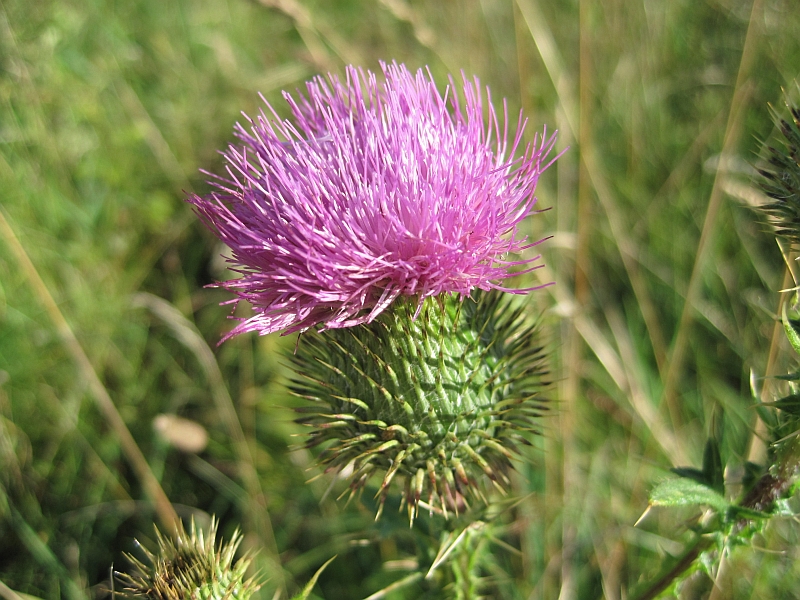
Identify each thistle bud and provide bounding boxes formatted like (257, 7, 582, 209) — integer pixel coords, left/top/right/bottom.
(293, 290, 549, 522)
(117, 519, 259, 600)
(758, 100, 800, 243)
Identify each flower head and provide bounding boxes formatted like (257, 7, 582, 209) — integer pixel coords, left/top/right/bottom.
(190, 61, 557, 337)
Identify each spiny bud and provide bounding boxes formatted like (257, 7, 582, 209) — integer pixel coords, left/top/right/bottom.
(292, 290, 549, 523)
(758, 99, 800, 243)
(116, 518, 260, 600)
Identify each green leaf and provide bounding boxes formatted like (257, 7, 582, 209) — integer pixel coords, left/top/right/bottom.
(702, 438, 724, 494)
(291, 555, 337, 600)
(772, 372, 800, 381)
(755, 401, 779, 429)
(670, 467, 707, 484)
(649, 478, 730, 513)
(782, 302, 800, 357)
(771, 394, 800, 415)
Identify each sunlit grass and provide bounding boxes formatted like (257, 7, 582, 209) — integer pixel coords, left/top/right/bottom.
(1, 0, 800, 597)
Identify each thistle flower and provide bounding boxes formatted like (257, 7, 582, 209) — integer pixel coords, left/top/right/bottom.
(189, 61, 557, 337)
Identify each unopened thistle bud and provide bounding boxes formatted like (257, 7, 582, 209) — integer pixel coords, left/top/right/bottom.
(117, 519, 259, 600)
(758, 99, 800, 243)
(189, 62, 558, 521)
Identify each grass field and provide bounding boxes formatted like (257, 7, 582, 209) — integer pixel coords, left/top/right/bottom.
(2, 0, 800, 598)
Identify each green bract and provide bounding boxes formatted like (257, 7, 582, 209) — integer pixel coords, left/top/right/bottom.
(293, 291, 549, 523)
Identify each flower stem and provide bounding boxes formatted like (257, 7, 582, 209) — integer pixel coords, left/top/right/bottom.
(633, 433, 800, 600)
(630, 536, 713, 600)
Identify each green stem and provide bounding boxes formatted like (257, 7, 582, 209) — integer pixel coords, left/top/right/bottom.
(633, 434, 800, 600)
(630, 536, 713, 600)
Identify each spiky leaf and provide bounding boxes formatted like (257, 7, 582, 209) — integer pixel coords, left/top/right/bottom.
(649, 478, 730, 514)
(290, 556, 337, 600)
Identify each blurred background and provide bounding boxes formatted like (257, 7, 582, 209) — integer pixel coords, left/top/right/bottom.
(2, 0, 800, 597)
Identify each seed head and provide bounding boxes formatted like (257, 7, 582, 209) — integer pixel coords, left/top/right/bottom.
(189, 62, 557, 337)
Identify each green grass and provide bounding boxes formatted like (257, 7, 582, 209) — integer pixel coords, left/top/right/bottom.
(2, 0, 800, 597)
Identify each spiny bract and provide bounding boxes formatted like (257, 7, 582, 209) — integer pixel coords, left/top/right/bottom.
(293, 290, 549, 523)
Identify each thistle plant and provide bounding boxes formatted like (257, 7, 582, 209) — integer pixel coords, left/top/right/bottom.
(182, 61, 557, 595)
(189, 61, 557, 524)
(631, 97, 800, 600)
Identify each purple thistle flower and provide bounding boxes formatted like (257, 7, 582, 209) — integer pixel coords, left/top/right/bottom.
(189, 61, 558, 338)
